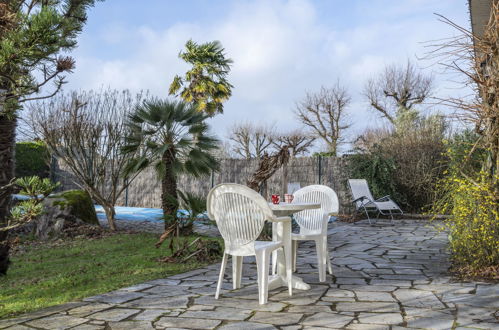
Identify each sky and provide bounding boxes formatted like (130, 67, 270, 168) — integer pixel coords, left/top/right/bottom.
(59, 0, 472, 150)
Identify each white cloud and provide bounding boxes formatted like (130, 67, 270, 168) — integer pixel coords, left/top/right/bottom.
(65, 0, 471, 150)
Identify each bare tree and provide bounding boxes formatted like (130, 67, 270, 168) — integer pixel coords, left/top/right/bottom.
(364, 60, 434, 125)
(228, 122, 275, 159)
(273, 129, 316, 157)
(29, 89, 145, 231)
(295, 83, 351, 156)
(426, 6, 499, 206)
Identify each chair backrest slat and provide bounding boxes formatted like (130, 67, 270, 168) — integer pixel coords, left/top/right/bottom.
(292, 185, 339, 232)
(207, 183, 273, 246)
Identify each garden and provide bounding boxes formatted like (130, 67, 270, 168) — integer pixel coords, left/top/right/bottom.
(0, 0, 498, 328)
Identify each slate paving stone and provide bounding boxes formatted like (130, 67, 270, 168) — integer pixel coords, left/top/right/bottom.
(269, 285, 328, 305)
(393, 289, 446, 309)
(194, 296, 286, 312)
(5, 220, 499, 329)
(141, 285, 189, 296)
(370, 279, 412, 287)
(25, 315, 88, 329)
(132, 309, 170, 321)
(249, 311, 304, 325)
(119, 283, 155, 292)
(144, 279, 181, 286)
(66, 303, 114, 317)
(355, 291, 396, 302)
(406, 314, 455, 329)
(88, 308, 140, 322)
(71, 325, 105, 330)
(335, 277, 367, 285)
(121, 295, 190, 309)
(346, 324, 389, 330)
(83, 291, 144, 304)
(0, 317, 37, 329)
(336, 302, 401, 313)
(340, 284, 398, 292)
(357, 312, 403, 325)
(287, 305, 332, 313)
(324, 289, 355, 297)
(217, 322, 277, 330)
(179, 307, 251, 321)
(301, 312, 353, 328)
(155, 316, 221, 329)
(107, 321, 154, 329)
(3, 326, 37, 330)
(186, 305, 216, 311)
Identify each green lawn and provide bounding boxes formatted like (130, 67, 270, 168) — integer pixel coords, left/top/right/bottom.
(0, 233, 219, 319)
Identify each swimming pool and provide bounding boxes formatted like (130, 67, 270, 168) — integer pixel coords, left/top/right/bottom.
(94, 206, 204, 223)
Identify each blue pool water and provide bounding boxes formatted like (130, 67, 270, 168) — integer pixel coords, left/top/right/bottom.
(94, 206, 204, 223)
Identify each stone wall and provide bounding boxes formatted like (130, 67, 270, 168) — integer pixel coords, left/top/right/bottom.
(53, 156, 354, 213)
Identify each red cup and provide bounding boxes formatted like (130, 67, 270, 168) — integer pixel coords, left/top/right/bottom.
(271, 194, 280, 204)
(284, 194, 294, 203)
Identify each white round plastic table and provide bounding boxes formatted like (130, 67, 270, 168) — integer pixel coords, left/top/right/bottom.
(268, 202, 320, 291)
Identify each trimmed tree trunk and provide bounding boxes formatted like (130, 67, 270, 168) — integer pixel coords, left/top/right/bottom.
(161, 149, 178, 230)
(0, 113, 16, 275)
(102, 203, 117, 231)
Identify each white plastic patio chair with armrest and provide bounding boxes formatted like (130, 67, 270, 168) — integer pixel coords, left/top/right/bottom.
(279, 184, 339, 283)
(348, 179, 403, 225)
(207, 183, 292, 305)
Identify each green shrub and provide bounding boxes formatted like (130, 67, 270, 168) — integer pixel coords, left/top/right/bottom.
(15, 141, 50, 178)
(347, 148, 399, 201)
(432, 132, 499, 271)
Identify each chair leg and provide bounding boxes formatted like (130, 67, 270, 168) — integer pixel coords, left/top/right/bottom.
(283, 246, 292, 296)
(255, 250, 269, 304)
(292, 240, 298, 272)
(326, 249, 333, 275)
(215, 252, 228, 299)
(271, 222, 277, 275)
(232, 255, 243, 290)
(315, 237, 327, 282)
(363, 207, 372, 225)
(271, 250, 277, 275)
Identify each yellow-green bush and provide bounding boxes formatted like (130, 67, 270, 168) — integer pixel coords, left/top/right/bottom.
(435, 174, 499, 269)
(432, 133, 499, 270)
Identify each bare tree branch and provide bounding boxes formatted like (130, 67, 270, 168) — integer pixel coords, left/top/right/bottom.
(228, 122, 275, 159)
(272, 129, 315, 157)
(295, 82, 351, 156)
(364, 60, 434, 125)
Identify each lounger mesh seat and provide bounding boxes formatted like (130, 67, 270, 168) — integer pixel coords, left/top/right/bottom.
(348, 179, 403, 224)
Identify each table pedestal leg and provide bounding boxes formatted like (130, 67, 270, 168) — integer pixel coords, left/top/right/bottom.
(271, 218, 311, 291)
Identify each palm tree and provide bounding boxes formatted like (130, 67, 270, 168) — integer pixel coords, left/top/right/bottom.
(122, 99, 219, 228)
(169, 40, 233, 116)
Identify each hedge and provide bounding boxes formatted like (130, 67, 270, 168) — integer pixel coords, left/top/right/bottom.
(15, 141, 50, 178)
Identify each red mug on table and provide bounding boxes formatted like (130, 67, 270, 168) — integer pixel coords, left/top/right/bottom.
(271, 194, 280, 204)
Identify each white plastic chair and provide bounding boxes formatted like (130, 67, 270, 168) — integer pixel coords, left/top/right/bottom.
(290, 184, 339, 282)
(207, 183, 292, 304)
(348, 179, 403, 225)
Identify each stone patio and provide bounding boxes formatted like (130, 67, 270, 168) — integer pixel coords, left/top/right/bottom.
(1, 219, 498, 329)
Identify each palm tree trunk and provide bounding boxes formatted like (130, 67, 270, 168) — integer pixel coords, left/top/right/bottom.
(161, 149, 178, 230)
(0, 113, 16, 275)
